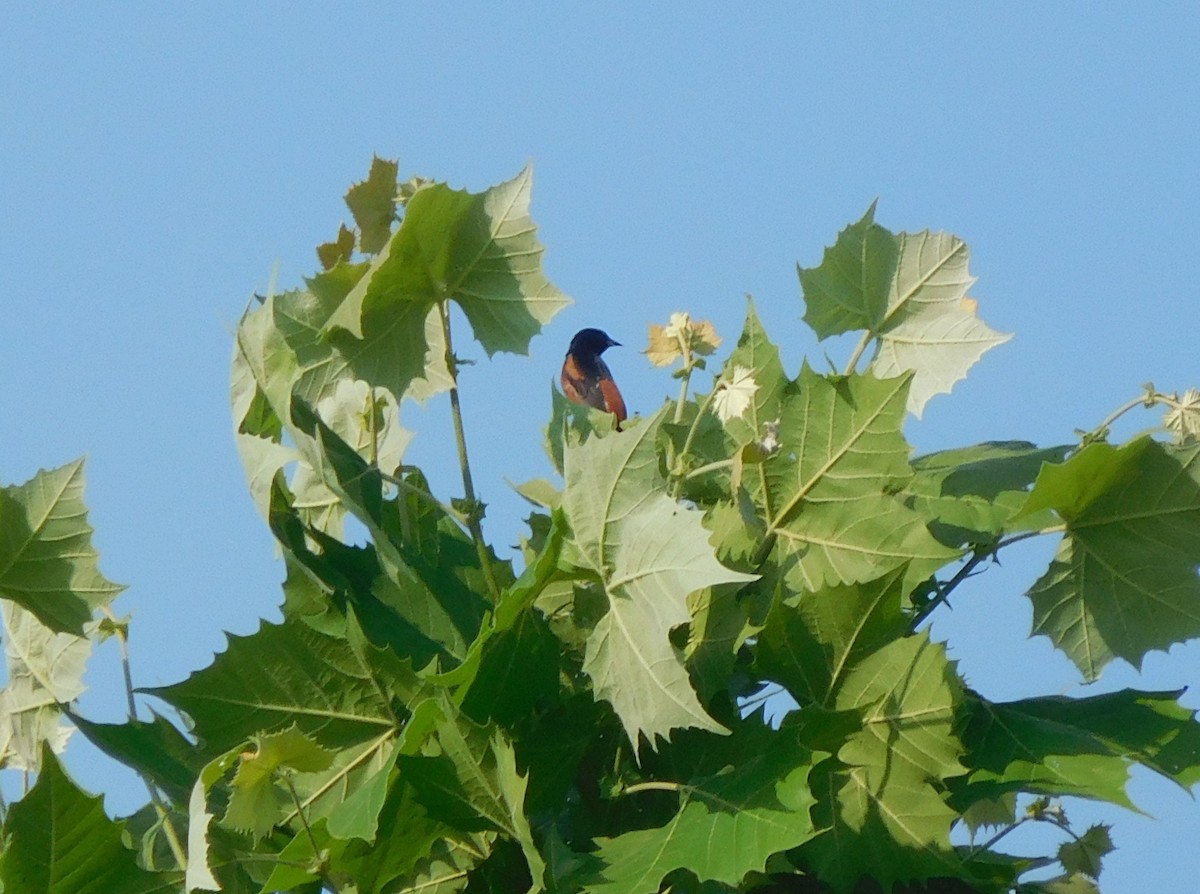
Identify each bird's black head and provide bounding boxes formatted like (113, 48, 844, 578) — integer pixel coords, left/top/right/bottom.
(568, 328, 620, 357)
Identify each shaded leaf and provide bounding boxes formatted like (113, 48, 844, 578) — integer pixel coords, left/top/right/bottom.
(907, 441, 1072, 546)
(0, 745, 172, 893)
(145, 617, 402, 753)
(755, 570, 908, 707)
(70, 710, 202, 804)
(345, 155, 399, 254)
(317, 222, 357, 269)
(1018, 439, 1200, 679)
(800, 635, 965, 891)
(224, 726, 336, 839)
(1057, 824, 1112, 880)
(798, 202, 893, 338)
(957, 688, 1200, 808)
(589, 724, 818, 892)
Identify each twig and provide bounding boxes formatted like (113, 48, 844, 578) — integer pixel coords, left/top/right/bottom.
(438, 301, 502, 602)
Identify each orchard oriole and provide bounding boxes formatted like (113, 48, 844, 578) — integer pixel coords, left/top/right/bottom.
(561, 328, 627, 429)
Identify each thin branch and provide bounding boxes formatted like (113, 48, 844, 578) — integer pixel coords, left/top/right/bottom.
(842, 331, 874, 376)
(438, 301, 502, 602)
(101, 606, 189, 870)
(669, 385, 721, 499)
(377, 468, 470, 527)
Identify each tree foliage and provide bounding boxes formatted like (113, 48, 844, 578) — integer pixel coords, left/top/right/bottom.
(3, 157, 1200, 893)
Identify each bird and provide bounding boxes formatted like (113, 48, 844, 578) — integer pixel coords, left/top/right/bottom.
(561, 328, 628, 429)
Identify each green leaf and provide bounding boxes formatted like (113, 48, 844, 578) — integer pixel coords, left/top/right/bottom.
(324, 166, 569, 389)
(755, 570, 908, 707)
(69, 710, 202, 804)
(345, 155, 399, 254)
(317, 222, 357, 269)
(800, 635, 965, 890)
(292, 400, 494, 663)
(1018, 438, 1200, 679)
(798, 201, 894, 338)
(0, 603, 91, 771)
(799, 208, 1010, 417)
(588, 724, 818, 892)
(0, 745, 172, 893)
(0, 459, 123, 634)
(907, 441, 1072, 546)
(563, 410, 756, 746)
(144, 617, 402, 753)
(957, 688, 1200, 808)
(764, 366, 959, 592)
(402, 698, 544, 889)
(224, 726, 336, 839)
(545, 383, 609, 477)
(869, 230, 1011, 417)
(719, 297, 788, 449)
(1057, 824, 1113, 879)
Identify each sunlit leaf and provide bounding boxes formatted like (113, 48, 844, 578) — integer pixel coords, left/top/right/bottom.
(0, 603, 90, 771)
(764, 366, 959, 592)
(563, 410, 755, 746)
(0, 459, 123, 634)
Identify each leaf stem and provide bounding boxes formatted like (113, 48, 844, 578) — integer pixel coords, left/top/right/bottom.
(911, 527, 1063, 628)
(101, 606, 189, 870)
(843, 331, 874, 376)
(438, 301, 502, 602)
(670, 386, 721, 498)
(622, 780, 685, 796)
(684, 458, 736, 481)
(377, 468, 470, 528)
(1086, 386, 1173, 442)
(283, 773, 337, 892)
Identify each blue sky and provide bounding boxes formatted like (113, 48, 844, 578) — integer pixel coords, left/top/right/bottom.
(3, 4, 1198, 888)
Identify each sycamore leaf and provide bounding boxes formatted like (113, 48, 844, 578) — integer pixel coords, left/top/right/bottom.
(799, 207, 1010, 417)
(145, 618, 403, 753)
(324, 166, 569, 371)
(906, 441, 1072, 547)
(401, 698, 544, 890)
(588, 724, 818, 892)
(0, 459, 124, 634)
(764, 366, 959, 592)
(1058, 824, 1113, 879)
(317, 222, 357, 269)
(69, 710, 203, 804)
(712, 366, 759, 424)
(225, 726, 336, 839)
(563, 410, 756, 746)
(755, 570, 908, 707)
(798, 202, 894, 338)
(292, 400, 495, 662)
(957, 688, 1200, 809)
(870, 229, 1011, 417)
(1017, 438, 1200, 679)
(800, 635, 965, 890)
(1164, 387, 1200, 443)
(345, 155, 400, 255)
(0, 603, 90, 771)
(720, 298, 788, 450)
(185, 745, 245, 891)
(0, 745, 172, 894)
